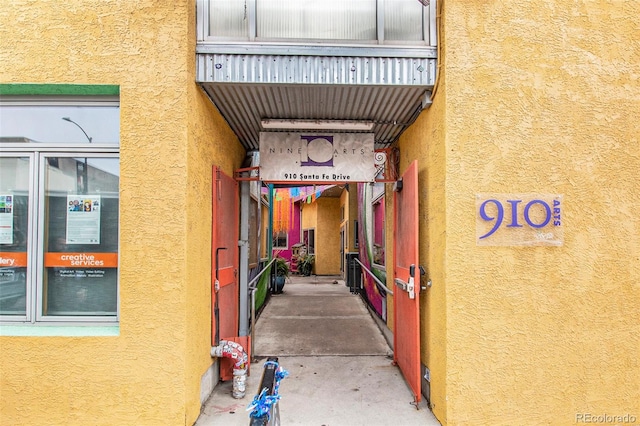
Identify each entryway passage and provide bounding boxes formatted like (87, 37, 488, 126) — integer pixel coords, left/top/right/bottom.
(196, 275, 440, 426)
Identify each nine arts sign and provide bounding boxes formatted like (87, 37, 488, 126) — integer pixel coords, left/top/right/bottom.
(259, 132, 376, 182)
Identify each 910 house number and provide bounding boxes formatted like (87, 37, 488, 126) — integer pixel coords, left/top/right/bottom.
(478, 197, 562, 240)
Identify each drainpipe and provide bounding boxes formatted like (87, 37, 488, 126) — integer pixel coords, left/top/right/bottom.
(211, 340, 249, 399)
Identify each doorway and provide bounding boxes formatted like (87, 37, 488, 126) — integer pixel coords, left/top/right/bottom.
(210, 150, 424, 411)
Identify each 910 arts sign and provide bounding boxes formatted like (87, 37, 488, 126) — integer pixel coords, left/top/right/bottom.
(476, 194, 563, 246)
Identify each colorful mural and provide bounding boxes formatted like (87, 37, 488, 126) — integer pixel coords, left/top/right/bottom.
(357, 183, 387, 320)
(268, 185, 334, 263)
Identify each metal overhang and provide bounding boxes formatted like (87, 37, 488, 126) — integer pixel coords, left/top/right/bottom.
(196, 46, 437, 151)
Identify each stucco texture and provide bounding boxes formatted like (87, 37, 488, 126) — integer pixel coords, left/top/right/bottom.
(0, 1, 244, 425)
(301, 201, 317, 229)
(396, 88, 447, 421)
(301, 198, 341, 275)
(340, 187, 349, 254)
(397, 1, 639, 424)
(315, 198, 342, 275)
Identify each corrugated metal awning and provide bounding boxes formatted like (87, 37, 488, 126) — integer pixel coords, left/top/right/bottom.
(196, 49, 437, 151)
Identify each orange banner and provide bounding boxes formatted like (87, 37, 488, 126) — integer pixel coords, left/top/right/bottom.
(45, 252, 118, 268)
(0, 252, 28, 267)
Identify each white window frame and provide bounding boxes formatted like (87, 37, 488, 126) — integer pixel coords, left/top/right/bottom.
(302, 228, 315, 255)
(0, 153, 36, 322)
(372, 192, 386, 267)
(0, 96, 120, 326)
(272, 230, 288, 250)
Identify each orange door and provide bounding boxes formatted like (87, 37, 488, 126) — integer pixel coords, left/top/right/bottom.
(212, 166, 239, 346)
(393, 160, 421, 404)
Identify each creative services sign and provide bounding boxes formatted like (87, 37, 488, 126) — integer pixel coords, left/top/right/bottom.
(259, 132, 376, 182)
(476, 193, 563, 246)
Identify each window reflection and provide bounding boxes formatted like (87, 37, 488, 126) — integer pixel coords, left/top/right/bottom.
(372, 196, 385, 266)
(0, 96, 120, 323)
(0, 157, 30, 316)
(0, 106, 119, 144)
(43, 157, 119, 316)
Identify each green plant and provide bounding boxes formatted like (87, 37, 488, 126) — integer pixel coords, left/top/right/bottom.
(254, 263, 271, 311)
(275, 256, 290, 278)
(297, 254, 315, 276)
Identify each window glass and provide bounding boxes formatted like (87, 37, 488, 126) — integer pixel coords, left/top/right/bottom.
(373, 196, 385, 265)
(1, 93, 120, 325)
(257, 0, 376, 40)
(209, 0, 249, 38)
(205, 0, 427, 43)
(272, 230, 288, 249)
(0, 157, 30, 316)
(43, 156, 119, 316)
(384, 0, 424, 41)
(0, 105, 119, 144)
(354, 220, 359, 249)
(303, 228, 315, 255)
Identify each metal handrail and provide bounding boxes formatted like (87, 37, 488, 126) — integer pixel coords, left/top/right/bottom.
(249, 257, 277, 361)
(249, 257, 276, 290)
(354, 257, 393, 295)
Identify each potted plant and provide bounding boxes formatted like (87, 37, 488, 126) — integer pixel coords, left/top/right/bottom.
(273, 256, 290, 293)
(297, 254, 315, 276)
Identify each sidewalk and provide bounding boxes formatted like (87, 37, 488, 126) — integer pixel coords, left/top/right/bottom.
(195, 275, 441, 426)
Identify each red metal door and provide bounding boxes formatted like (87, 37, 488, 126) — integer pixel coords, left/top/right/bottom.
(393, 160, 421, 404)
(212, 166, 239, 346)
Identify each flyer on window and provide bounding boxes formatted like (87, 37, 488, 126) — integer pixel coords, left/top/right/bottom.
(0, 195, 14, 245)
(66, 195, 101, 244)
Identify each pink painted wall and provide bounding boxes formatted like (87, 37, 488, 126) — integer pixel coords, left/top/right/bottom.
(273, 202, 301, 263)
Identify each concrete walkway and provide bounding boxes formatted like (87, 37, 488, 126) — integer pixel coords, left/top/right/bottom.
(195, 275, 440, 426)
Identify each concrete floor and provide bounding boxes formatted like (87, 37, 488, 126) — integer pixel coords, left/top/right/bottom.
(195, 275, 440, 426)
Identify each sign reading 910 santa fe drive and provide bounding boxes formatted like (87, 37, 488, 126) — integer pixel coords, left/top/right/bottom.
(259, 132, 376, 182)
(476, 193, 563, 246)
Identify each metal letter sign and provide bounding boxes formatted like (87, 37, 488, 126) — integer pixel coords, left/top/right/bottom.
(259, 132, 376, 182)
(476, 193, 563, 246)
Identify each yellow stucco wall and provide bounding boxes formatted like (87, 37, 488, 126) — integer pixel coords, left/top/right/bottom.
(397, 101, 447, 421)
(300, 198, 341, 275)
(344, 185, 359, 253)
(3, 1, 638, 425)
(315, 198, 341, 275)
(0, 1, 245, 425)
(184, 34, 246, 426)
(301, 201, 317, 230)
(397, 1, 639, 424)
(340, 188, 349, 259)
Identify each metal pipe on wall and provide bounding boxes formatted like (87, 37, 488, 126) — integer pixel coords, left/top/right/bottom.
(210, 340, 249, 399)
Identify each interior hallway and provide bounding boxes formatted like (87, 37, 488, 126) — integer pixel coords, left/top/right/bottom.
(196, 275, 440, 425)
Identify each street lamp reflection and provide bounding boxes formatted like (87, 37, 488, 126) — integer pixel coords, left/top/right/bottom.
(61, 117, 92, 194)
